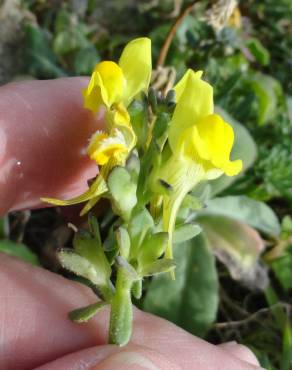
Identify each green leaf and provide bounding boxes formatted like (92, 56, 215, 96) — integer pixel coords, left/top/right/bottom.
(198, 215, 268, 289)
(199, 195, 280, 237)
(74, 46, 100, 75)
(143, 235, 219, 336)
(73, 230, 111, 286)
(140, 258, 175, 277)
(281, 321, 292, 370)
(173, 223, 201, 244)
(0, 240, 38, 265)
(128, 207, 154, 258)
(109, 267, 133, 346)
(138, 232, 168, 267)
(271, 245, 292, 291)
(115, 227, 131, 260)
(107, 167, 137, 221)
(68, 301, 108, 323)
(246, 38, 270, 66)
(53, 25, 90, 56)
(24, 24, 67, 78)
(132, 279, 143, 299)
(58, 249, 102, 285)
(210, 107, 257, 195)
(250, 73, 282, 125)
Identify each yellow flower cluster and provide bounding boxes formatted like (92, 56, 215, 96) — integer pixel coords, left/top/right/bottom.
(42, 37, 242, 244)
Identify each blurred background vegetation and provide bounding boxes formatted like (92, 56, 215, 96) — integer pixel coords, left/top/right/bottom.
(0, 0, 292, 369)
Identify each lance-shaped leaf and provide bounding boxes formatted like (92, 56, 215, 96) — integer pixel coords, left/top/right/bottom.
(58, 250, 102, 285)
(69, 301, 108, 323)
(73, 230, 111, 288)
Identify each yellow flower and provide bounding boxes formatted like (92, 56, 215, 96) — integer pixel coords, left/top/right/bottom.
(158, 69, 242, 262)
(87, 125, 136, 166)
(83, 37, 152, 127)
(84, 37, 151, 166)
(42, 38, 151, 214)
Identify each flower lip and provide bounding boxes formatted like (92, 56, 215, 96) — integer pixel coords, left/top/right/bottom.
(177, 114, 242, 177)
(87, 129, 128, 166)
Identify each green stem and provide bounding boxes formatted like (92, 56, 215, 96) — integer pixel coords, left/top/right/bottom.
(109, 267, 133, 346)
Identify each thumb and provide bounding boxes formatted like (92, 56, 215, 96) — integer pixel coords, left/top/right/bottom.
(35, 344, 178, 370)
(0, 77, 103, 215)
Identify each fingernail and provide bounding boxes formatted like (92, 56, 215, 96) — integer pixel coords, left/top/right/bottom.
(92, 351, 161, 370)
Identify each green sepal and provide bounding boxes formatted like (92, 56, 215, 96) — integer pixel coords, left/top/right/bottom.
(107, 167, 137, 221)
(68, 301, 108, 323)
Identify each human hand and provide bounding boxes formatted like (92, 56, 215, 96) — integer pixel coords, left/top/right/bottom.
(0, 78, 263, 370)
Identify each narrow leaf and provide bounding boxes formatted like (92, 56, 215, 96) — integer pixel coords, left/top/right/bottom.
(69, 301, 108, 323)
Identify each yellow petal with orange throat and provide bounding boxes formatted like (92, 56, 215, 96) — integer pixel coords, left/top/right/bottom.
(87, 130, 128, 165)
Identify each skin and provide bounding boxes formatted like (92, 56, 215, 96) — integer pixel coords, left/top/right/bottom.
(0, 78, 263, 370)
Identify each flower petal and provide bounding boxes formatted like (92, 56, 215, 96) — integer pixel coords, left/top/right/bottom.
(95, 61, 125, 107)
(83, 61, 125, 112)
(119, 37, 152, 106)
(41, 175, 108, 206)
(174, 69, 203, 102)
(87, 129, 128, 166)
(177, 114, 242, 177)
(169, 70, 213, 152)
(82, 71, 104, 113)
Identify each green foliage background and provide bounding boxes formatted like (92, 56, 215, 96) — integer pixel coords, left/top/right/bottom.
(1, 0, 292, 369)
